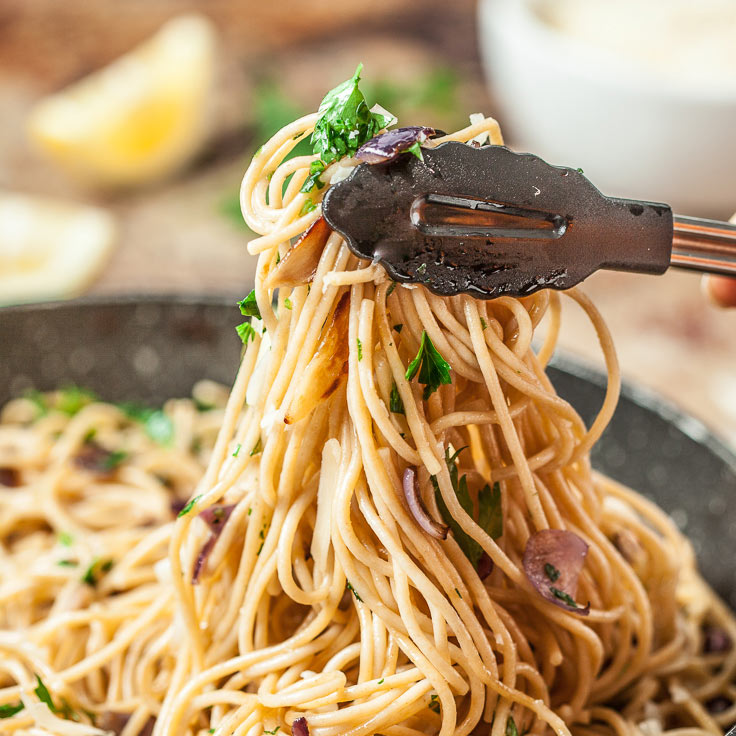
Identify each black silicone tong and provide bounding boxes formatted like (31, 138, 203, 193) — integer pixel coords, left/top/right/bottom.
(322, 142, 736, 299)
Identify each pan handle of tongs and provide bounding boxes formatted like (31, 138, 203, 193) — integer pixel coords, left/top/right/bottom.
(671, 215, 736, 276)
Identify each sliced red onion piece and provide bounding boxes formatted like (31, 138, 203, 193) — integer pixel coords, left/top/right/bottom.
(199, 504, 236, 532)
(477, 552, 494, 580)
(356, 127, 435, 164)
(292, 717, 310, 736)
(192, 504, 236, 583)
(403, 468, 448, 540)
(522, 529, 590, 615)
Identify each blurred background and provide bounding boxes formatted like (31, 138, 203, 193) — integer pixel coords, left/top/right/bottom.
(0, 0, 734, 445)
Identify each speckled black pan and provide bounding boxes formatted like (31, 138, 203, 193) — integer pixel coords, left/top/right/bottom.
(1, 297, 734, 606)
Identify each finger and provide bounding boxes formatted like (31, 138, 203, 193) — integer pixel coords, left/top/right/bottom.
(703, 275, 736, 307)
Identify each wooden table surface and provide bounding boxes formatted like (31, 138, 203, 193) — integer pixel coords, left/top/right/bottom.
(1, 0, 735, 448)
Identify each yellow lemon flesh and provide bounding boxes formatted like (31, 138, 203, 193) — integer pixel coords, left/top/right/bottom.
(28, 15, 217, 189)
(0, 191, 116, 304)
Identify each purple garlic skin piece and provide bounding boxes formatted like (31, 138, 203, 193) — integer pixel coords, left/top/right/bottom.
(356, 126, 435, 164)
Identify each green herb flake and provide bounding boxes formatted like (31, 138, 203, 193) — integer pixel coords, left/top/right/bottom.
(0, 702, 23, 718)
(257, 542, 264, 555)
(389, 383, 405, 415)
(428, 694, 440, 714)
(356, 338, 363, 361)
(236, 321, 258, 345)
(433, 450, 502, 570)
(83, 428, 97, 443)
(377, 678, 384, 685)
(506, 716, 519, 736)
(178, 494, 203, 518)
(576, 167, 584, 174)
(232, 444, 242, 458)
(300, 159, 327, 193)
(309, 63, 395, 168)
(250, 438, 263, 456)
(550, 586, 579, 608)
(455, 587, 462, 599)
(405, 331, 451, 400)
(59, 531, 74, 547)
(405, 140, 424, 162)
(57, 386, 97, 416)
(346, 581, 363, 602)
(264, 728, 280, 735)
(57, 559, 77, 567)
(284, 297, 292, 310)
(544, 562, 561, 582)
(238, 290, 261, 319)
(480, 318, 488, 331)
(145, 410, 174, 446)
(386, 282, 397, 297)
(34, 675, 56, 711)
(81, 558, 113, 587)
(102, 450, 127, 472)
(299, 199, 317, 217)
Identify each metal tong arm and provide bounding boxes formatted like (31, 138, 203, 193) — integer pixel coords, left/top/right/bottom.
(671, 215, 736, 276)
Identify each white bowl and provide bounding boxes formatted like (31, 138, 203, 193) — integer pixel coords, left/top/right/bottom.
(478, 0, 736, 218)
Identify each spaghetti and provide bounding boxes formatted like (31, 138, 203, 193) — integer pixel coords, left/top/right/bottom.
(0, 77, 734, 736)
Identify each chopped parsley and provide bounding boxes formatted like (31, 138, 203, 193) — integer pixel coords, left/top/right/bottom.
(506, 716, 519, 736)
(356, 338, 363, 361)
(299, 199, 317, 216)
(576, 167, 584, 174)
(346, 581, 363, 602)
(58, 531, 74, 547)
(455, 587, 462, 599)
(264, 728, 280, 735)
(550, 586, 579, 608)
(250, 438, 263, 456)
(302, 64, 395, 192)
(57, 386, 97, 416)
(232, 444, 242, 457)
(34, 675, 55, 711)
(57, 559, 77, 567)
(236, 321, 258, 345)
(377, 678, 384, 685)
(544, 562, 561, 582)
(428, 694, 440, 714)
(416, 263, 427, 276)
(0, 702, 23, 718)
(238, 290, 261, 319)
(386, 282, 397, 297)
(102, 450, 127, 472)
(118, 403, 174, 446)
(178, 494, 203, 518)
(81, 558, 113, 587)
(389, 383, 405, 415)
(432, 448, 502, 570)
(405, 331, 451, 400)
(284, 297, 292, 310)
(405, 140, 424, 161)
(480, 318, 488, 331)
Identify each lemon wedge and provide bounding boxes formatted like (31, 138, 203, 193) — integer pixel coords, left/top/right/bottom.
(0, 191, 116, 305)
(28, 15, 217, 188)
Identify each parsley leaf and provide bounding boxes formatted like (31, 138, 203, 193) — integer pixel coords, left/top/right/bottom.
(250, 438, 263, 456)
(57, 386, 97, 416)
(238, 291, 261, 319)
(357, 338, 363, 361)
(506, 716, 519, 736)
(144, 410, 174, 446)
(284, 297, 292, 310)
(0, 702, 24, 718)
(346, 581, 363, 602)
(389, 383, 405, 415)
(232, 444, 242, 457)
(34, 675, 56, 711)
(299, 199, 317, 216)
(405, 140, 424, 161)
(309, 63, 394, 166)
(264, 728, 280, 735)
(405, 331, 451, 400)
(300, 160, 327, 193)
(432, 449, 502, 569)
(102, 450, 127, 472)
(58, 531, 74, 547)
(236, 322, 257, 345)
(178, 494, 203, 518)
(428, 694, 440, 714)
(81, 558, 113, 587)
(550, 587, 580, 608)
(544, 562, 561, 582)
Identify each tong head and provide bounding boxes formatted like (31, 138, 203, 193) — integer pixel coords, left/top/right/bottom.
(322, 142, 674, 299)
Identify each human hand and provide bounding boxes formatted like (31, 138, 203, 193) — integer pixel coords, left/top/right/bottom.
(701, 213, 736, 307)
